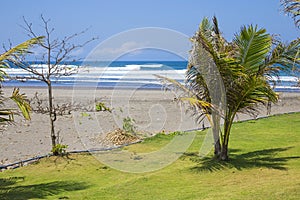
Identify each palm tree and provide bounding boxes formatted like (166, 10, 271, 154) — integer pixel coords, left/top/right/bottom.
(0, 37, 43, 124)
(281, 0, 300, 28)
(158, 16, 300, 161)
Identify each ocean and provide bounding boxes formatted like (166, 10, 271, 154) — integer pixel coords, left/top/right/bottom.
(3, 61, 300, 92)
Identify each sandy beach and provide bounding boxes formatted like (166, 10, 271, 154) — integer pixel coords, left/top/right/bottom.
(1, 86, 300, 166)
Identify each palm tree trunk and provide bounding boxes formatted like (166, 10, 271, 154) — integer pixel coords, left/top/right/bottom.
(220, 144, 228, 161)
(219, 115, 233, 161)
(212, 114, 221, 157)
(214, 140, 221, 156)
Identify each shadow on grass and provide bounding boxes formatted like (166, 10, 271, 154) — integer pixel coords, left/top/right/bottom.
(0, 177, 90, 200)
(183, 147, 300, 172)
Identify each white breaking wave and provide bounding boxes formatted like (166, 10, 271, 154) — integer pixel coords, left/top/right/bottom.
(3, 64, 79, 75)
(3, 65, 299, 91)
(84, 64, 165, 72)
(76, 69, 186, 78)
(271, 76, 299, 82)
(124, 64, 163, 70)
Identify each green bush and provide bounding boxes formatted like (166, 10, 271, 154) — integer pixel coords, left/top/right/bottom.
(51, 144, 68, 156)
(95, 102, 111, 112)
(122, 117, 137, 135)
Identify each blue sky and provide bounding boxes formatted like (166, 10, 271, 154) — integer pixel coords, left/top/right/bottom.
(1, 0, 299, 60)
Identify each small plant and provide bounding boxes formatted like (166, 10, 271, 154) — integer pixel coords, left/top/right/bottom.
(122, 117, 137, 135)
(51, 144, 68, 156)
(81, 112, 91, 117)
(168, 131, 183, 136)
(95, 102, 111, 112)
(80, 112, 93, 120)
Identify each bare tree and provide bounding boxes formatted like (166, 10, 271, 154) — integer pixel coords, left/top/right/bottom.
(11, 15, 96, 155)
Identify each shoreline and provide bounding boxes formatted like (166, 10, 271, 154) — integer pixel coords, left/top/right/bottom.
(1, 86, 300, 166)
(3, 84, 300, 93)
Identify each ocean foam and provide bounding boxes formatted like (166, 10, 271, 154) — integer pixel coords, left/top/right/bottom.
(2, 63, 299, 91)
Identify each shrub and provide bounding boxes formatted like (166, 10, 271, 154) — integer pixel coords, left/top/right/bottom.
(122, 117, 137, 135)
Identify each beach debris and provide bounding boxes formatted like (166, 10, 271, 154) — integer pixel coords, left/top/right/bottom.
(102, 128, 140, 146)
(30, 92, 73, 115)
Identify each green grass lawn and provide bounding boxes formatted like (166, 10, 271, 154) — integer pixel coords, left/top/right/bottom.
(1, 113, 300, 199)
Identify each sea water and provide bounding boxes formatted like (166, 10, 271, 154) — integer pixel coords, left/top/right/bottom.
(3, 61, 300, 92)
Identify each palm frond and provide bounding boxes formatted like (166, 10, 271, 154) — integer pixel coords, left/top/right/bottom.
(0, 109, 14, 123)
(0, 90, 14, 123)
(190, 17, 220, 64)
(266, 38, 300, 70)
(179, 97, 212, 111)
(0, 37, 41, 123)
(0, 36, 44, 82)
(154, 74, 193, 95)
(281, 0, 300, 28)
(10, 88, 31, 120)
(0, 36, 44, 63)
(186, 66, 211, 101)
(155, 74, 213, 123)
(233, 25, 272, 73)
(262, 37, 300, 85)
(228, 76, 278, 116)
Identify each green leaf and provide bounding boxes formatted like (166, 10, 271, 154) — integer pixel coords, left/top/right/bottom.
(234, 25, 271, 73)
(10, 88, 31, 120)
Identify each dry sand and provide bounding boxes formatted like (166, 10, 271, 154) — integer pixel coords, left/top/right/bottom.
(1, 87, 300, 166)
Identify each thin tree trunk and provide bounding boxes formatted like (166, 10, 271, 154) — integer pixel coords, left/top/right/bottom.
(47, 81, 57, 154)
